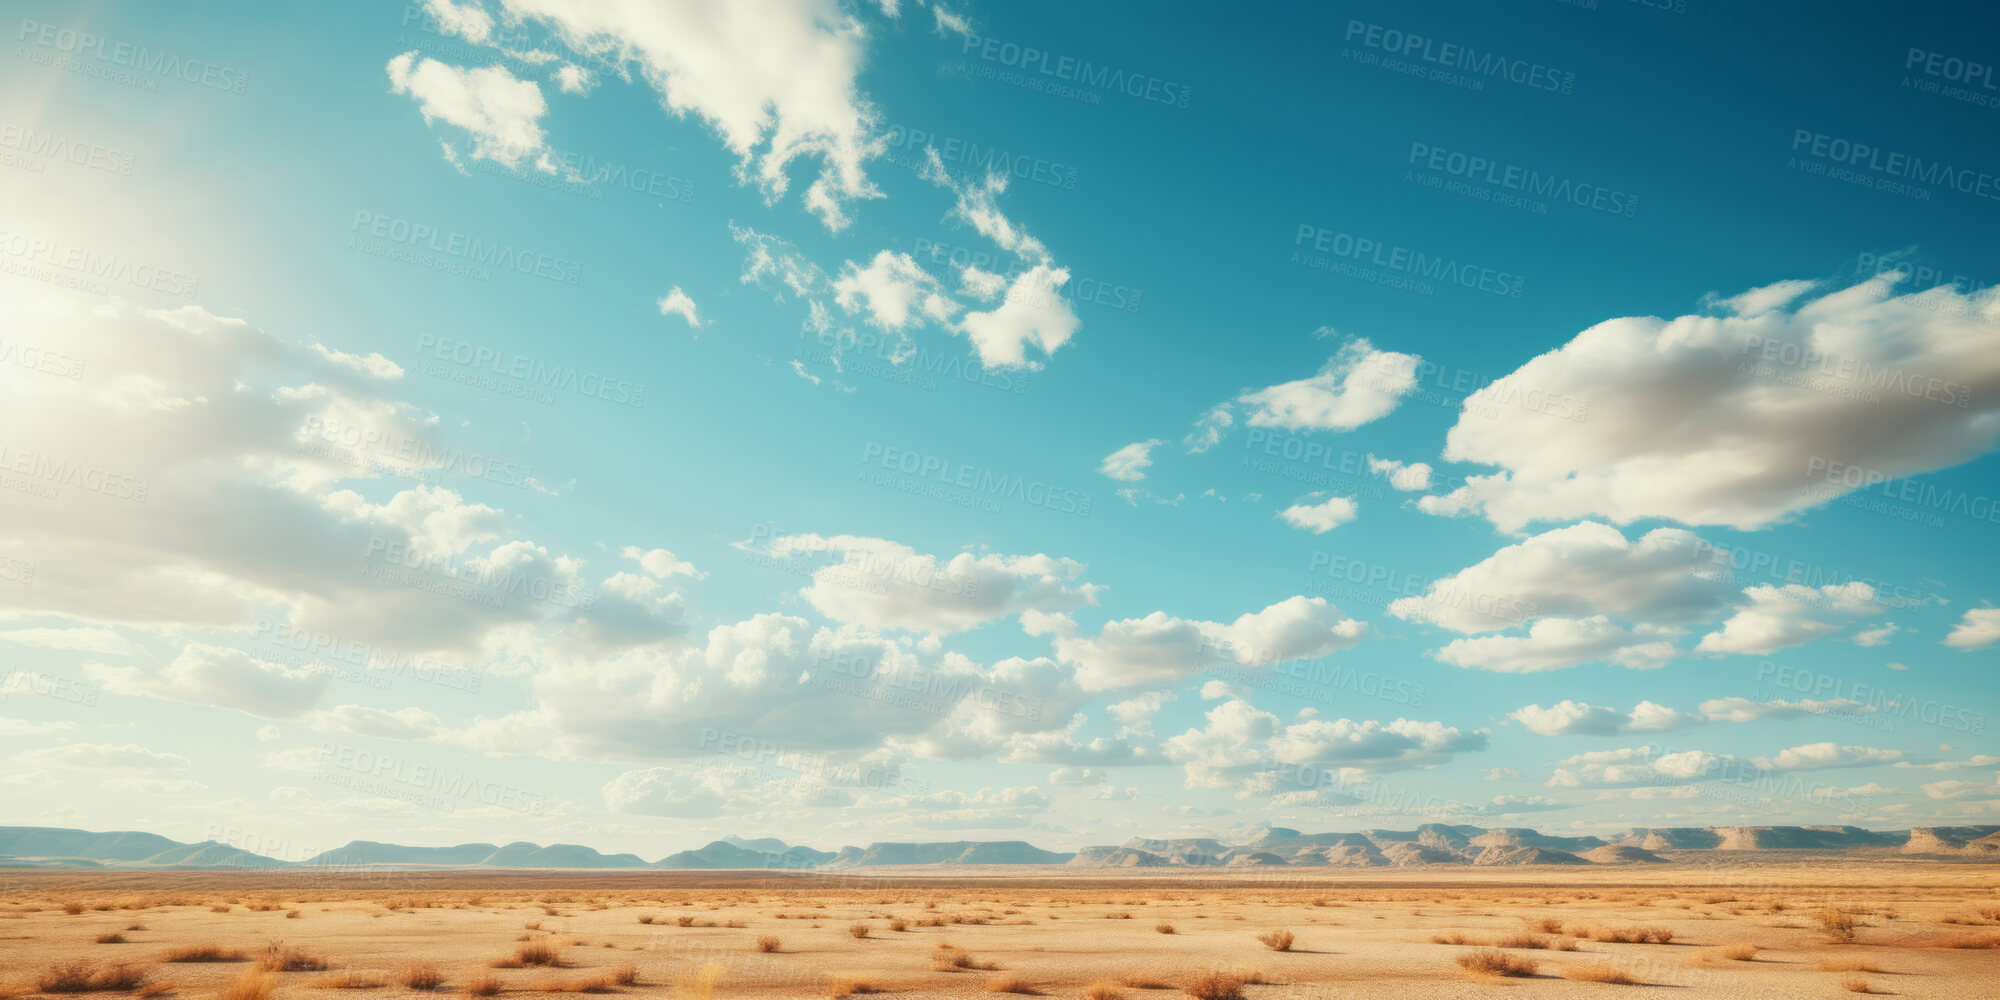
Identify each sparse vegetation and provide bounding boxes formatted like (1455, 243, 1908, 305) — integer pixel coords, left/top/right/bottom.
(1816, 907, 1860, 944)
(1154, 922, 1175, 934)
(398, 963, 445, 991)
(848, 922, 871, 938)
(162, 944, 246, 963)
(1182, 970, 1245, 1000)
(1563, 964, 1637, 984)
(258, 945, 331, 971)
(217, 970, 275, 1000)
(1841, 974, 1881, 993)
(96, 933, 128, 944)
(756, 935, 781, 953)
(463, 975, 502, 997)
(1457, 949, 1538, 978)
(1084, 981, 1122, 1000)
(38, 960, 151, 993)
(1255, 929, 1293, 951)
(309, 970, 385, 989)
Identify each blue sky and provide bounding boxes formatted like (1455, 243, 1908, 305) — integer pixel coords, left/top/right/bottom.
(1, 0, 1996, 858)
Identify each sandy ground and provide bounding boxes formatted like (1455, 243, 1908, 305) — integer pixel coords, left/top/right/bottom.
(1, 865, 1996, 999)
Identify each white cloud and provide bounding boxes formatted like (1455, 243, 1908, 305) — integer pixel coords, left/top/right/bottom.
(0, 626, 146, 657)
(1852, 623, 1900, 647)
(1099, 439, 1163, 482)
(311, 705, 444, 741)
(1697, 697, 1873, 723)
(1237, 338, 1421, 432)
(309, 343, 405, 380)
(764, 534, 1100, 635)
(1277, 495, 1358, 534)
(1695, 582, 1879, 655)
(1367, 455, 1432, 492)
(1752, 742, 1903, 771)
(1106, 690, 1173, 739)
(832, 251, 954, 330)
(1183, 404, 1235, 453)
(1423, 276, 2000, 530)
(497, 0, 885, 229)
(554, 63, 593, 94)
(1943, 608, 2000, 650)
(1055, 595, 1368, 692)
(956, 264, 1080, 369)
(1509, 700, 1698, 737)
(386, 53, 552, 170)
(13, 743, 190, 771)
(1164, 699, 1484, 791)
(1391, 522, 1733, 634)
(620, 546, 704, 580)
(88, 644, 331, 720)
(656, 286, 704, 327)
(1433, 615, 1678, 673)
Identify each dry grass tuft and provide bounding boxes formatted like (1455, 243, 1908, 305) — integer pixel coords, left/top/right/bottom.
(96, 934, 128, 945)
(1841, 975, 1881, 994)
(462, 976, 502, 997)
(1116, 973, 1170, 989)
(258, 945, 330, 972)
(162, 944, 245, 963)
(848, 923, 871, 939)
(308, 970, 384, 989)
(1457, 949, 1538, 978)
(38, 960, 151, 993)
(1154, 923, 1175, 934)
(216, 971, 275, 1000)
(1719, 943, 1758, 961)
(610, 965, 637, 986)
(1563, 964, 1637, 984)
(398, 964, 445, 991)
(1182, 970, 1245, 1000)
(1816, 907, 1860, 944)
(756, 935, 781, 953)
(1084, 981, 1122, 1000)
(1255, 929, 1293, 952)
(826, 979, 882, 997)
(984, 976, 1039, 994)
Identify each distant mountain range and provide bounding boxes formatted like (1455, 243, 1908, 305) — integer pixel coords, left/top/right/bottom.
(2, 823, 1995, 871)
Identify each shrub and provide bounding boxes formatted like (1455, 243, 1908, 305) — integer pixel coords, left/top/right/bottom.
(984, 976, 1037, 994)
(756, 936, 781, 953)
(259, 945, 331, 971)
(888, 918, 908, 932)
(610, 965, 637, 986)
(1720, 943, 1758, 961)
(636, 915, 656, 925)
(1816, 908, 1860, 944)
(97, 933, 129, 945)
(309, 970, 385, 989)
(463, 976, 502, 997)
(1182, 971, 1245, 1000)
(398, 964, 445, 991)
(37, 960, 101, 993)
(1842, 975, 1880, 994)
(826, 979, 881, 997)
(848, 923, 871, 939)
(1084, 982, 1122, 1000)
(1563, 964, 1637, 984)
(1116, 973, 1169, 989)
(64, 902, 87, 915)
(163, 944, 245, 963)
(1457, 949, 1537, 977)
(1255, 930, 1293, 952)
(510, 942, 564, 967)
(1154, 923, 1175, 934)
(218, 971, 275, 1000)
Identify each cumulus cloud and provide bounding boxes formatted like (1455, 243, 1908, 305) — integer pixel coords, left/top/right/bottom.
(1391, 522, 1733, 634)
(88, 644, 331, 720)
(1508, 700, 1696, 737)
(1183, 404, 1234, 453)
(1752, 742, 1903, 771)
(656, 286, 704, 327)
(311, 704, 444, 741)
(1054, 596, 1368, 692)
(1367, 455, 1432, 491)
(1237, 338, 1421, 431)
(1433, 615, 1678, 673)
(1697, 697, 1874, 723)
(1099, 439, 1163, 482)
(956, 265, 1080, 369)
(1546, 746, 1733, 788)
(1164, 698, 1484, 791)
(1277, 495, 1358, 534)
(832, 251, 954, 330)
(763, 534, 1099, 635)
(386, 53, 552, 170)
(492, 0, 885, 228)
(1943, 607, 2000, 650)
(1422, 275, 2000, 530)
(1695, 582, 1879, 655)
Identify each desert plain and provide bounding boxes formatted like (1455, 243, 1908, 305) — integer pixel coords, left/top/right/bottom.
(2, 862, 1998, 1000)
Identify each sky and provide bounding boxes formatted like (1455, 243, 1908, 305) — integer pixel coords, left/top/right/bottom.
(1, 0, 1996, 862)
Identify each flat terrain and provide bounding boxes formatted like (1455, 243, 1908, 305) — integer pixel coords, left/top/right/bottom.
(2, 865, 1997, 999)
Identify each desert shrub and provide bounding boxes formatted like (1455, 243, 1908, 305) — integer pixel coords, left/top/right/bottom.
(463, 976, 501, 997)
(1084, 982, 1122, 1000)
(1842, 975, 1880, 993)
(259, 945, 330, 971)
(985, 976, 1037, 994)
(309, 970, 385, 989)
(1182, 971, 1244, 1000)
(826, 979, 881, 997)
(97, 933, 128, 945)
(1457, 949, 1537, 977)
(756, 936, 780, 953)
(1816, 908, 1860, 944)
(848, 923, 871, 939)
(163, 944, 245, 963)
(888, 918, 908, 932)
(1255, 930, 1293, 951)
(1563, 964, 1636, 984)
(1154, 923, 1175, 934)
(398, 963, 445, 990)
(217, 971, 275, 1000)
(1720, 943, 1757, 961)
